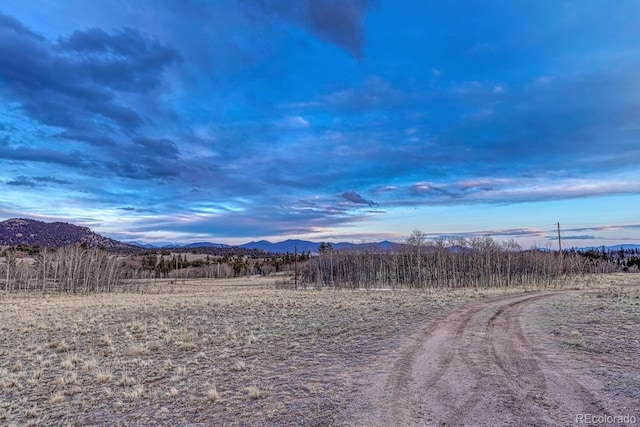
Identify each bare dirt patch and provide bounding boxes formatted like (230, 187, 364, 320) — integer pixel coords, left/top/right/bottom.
(361, 274, 639, 426)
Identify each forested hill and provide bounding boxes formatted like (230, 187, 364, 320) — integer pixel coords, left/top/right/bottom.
(0, 218, 137, 252)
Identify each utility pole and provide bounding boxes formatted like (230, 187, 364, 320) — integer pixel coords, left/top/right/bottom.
(294, 245, 298, 290)
(557, 222, 563, 274)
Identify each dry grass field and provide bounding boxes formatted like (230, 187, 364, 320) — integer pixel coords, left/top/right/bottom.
(525, 276, 640, 403)
(0, 274, 638, 426)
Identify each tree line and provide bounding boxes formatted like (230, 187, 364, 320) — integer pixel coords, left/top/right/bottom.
(0, 232, 630, 293)
(299, 232, 623, 289)
(2, 246, 121, 293)
(0, 246, 310, 292)
(126, 251, 311, 280)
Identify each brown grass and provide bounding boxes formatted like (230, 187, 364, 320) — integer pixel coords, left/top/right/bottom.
(206, 385, 220, 402)
(0, 273, 636, 425)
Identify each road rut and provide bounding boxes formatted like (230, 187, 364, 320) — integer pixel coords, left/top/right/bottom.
(367, 291, 632, 426)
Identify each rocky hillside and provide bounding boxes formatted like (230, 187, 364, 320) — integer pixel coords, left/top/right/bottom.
(0, 218, 138, 252)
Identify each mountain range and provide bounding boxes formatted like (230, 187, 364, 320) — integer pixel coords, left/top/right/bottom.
(576, 244, 640, 251)
(127, 238, 400, 253)
(0, 218, 398, 253)
(1, 218, 639, 254)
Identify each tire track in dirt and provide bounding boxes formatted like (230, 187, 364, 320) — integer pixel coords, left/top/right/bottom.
(369, 291, 617, 426)
(486, 294, 611, 426)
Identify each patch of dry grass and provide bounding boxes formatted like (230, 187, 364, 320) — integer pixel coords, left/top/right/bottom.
(206, 385, 220, 402)
(0, 274, 636, 425)
(96, 371, 112, 384)
(524, 276, 640, 403)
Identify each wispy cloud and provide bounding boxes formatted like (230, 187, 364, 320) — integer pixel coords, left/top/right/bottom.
(277, 115, 310, 128)
(548, 235, 597, 240)
(342, 191, 377, 207)
(6, 176, 72, 187)
(562, 224, 640, 233)
(369, 176, 640, 208)
(0, 144, 89, 168)
(432, 228, 547, 240)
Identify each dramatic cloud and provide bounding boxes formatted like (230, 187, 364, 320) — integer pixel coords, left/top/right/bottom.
(0, 18, 179, 131)
(1, 2, 639, 245)
(0, 14, 181, 183)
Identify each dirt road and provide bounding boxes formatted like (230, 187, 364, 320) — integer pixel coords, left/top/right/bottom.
(367, 291, 638, 426)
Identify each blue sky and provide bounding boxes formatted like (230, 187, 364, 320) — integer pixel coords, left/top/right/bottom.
(1, 1, 639, 247)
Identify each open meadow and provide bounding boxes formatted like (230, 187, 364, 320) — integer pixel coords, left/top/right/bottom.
(0, 274, 638, 426)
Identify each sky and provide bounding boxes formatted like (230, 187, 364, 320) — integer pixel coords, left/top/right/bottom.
(0, 0, 639, 248)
